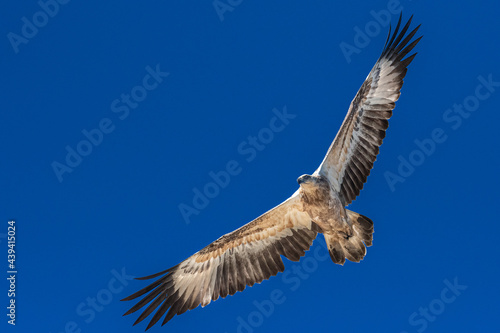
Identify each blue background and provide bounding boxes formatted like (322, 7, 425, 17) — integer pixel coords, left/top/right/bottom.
(1, 1, 499, 332)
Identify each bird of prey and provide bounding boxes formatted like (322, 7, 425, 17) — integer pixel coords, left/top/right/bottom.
(122, 14, 421, 330)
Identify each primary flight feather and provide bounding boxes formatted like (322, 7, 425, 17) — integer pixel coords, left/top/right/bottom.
(122, 14, 422, 330)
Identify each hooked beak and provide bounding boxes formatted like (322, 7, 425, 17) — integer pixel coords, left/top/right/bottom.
(297, 174, 313, 185)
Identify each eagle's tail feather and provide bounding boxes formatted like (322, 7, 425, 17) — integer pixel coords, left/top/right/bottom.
(324, 210, 374, 265)
(347, 210, 374, 247)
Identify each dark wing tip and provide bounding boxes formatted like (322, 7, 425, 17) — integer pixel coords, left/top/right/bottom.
(145, 319, 156, 331)
(135, 265, 179, 280)
(381, 14, 422, 61)
(121, 264, 181, 303)
(135, 273, 165, 281)
(121, 295, 136, 302)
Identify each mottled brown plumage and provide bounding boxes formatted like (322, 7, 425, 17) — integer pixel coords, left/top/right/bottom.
(122, 14, 421, 330)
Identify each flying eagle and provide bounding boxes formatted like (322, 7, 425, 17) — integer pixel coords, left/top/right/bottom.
(123, 14, 421, 330)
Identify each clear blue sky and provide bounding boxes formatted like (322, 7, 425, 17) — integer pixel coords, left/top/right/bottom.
(1, 1, 499, 332)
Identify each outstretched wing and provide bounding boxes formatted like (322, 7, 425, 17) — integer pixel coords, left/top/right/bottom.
(122, 193, 318, 330)
(317, 15, 422, 205)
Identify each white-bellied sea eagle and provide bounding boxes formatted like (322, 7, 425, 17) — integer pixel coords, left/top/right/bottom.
(122, 14, 422, 330)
